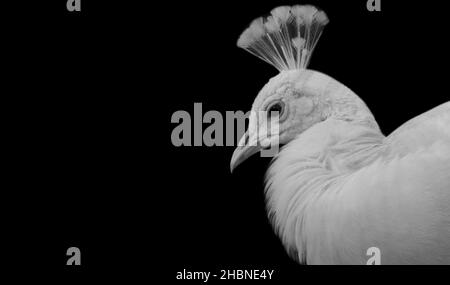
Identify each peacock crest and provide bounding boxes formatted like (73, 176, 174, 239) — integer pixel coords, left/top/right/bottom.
(237, 5, 329, 71)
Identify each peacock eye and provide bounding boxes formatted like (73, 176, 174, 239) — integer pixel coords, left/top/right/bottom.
(267, 101, 285, 119)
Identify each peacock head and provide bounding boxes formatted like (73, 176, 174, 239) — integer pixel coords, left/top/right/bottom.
(230, 5, 373, 172)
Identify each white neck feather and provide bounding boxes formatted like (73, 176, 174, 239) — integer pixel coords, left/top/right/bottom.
(265, 112, 385, 263)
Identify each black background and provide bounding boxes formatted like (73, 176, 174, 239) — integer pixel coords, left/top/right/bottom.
(6, 0, 450, 281)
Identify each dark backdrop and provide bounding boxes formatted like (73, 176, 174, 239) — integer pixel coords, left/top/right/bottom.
(7, 0, 450, 281)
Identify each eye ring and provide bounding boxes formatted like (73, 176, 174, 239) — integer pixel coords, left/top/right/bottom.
(266, 100, 287, 121)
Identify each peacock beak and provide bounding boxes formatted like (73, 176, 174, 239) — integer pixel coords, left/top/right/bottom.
(230, 129, 261, 173)
(230, 111, 281, 173)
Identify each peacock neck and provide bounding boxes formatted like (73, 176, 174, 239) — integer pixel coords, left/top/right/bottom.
(265, 116, 385, 262)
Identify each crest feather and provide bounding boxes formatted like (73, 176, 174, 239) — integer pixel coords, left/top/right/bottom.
(237, 5, 329, 71)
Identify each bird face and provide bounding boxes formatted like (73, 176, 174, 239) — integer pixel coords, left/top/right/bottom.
(230, 69, 330, 172)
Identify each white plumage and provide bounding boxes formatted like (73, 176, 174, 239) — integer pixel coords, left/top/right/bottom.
(237, 5, 328, 71)
(231, 5, 450, 264)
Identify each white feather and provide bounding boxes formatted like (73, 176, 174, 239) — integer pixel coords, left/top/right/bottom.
(237, 5, 329, 71)
(265, 102, 450, 264)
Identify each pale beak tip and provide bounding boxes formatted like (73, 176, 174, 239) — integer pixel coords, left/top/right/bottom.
(230, 148, 242, 174)
(230, 129, 260, 174)
(230, 154, 238, 174)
